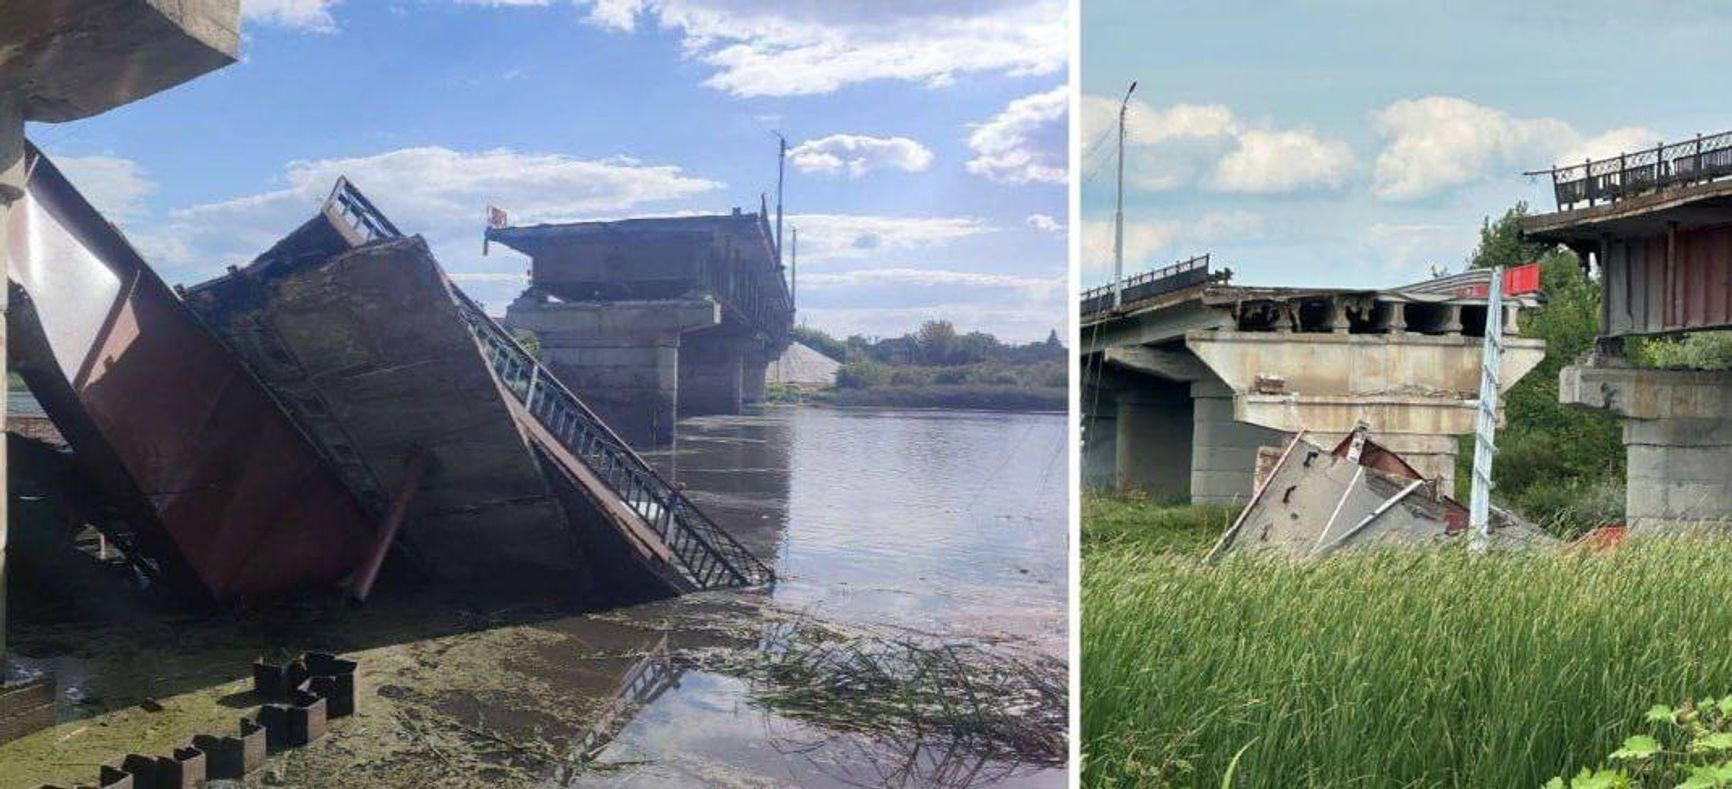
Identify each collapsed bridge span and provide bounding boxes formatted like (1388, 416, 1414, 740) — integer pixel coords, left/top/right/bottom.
(7, 152, 770, 603)
(183, 180, 773, 596)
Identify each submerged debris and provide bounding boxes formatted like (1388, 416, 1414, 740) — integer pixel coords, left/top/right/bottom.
(692, 619, 1067, 781)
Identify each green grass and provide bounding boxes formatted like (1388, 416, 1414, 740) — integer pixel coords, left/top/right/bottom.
(1083, 536, 1732, 788)
(1081, 490, 1237, 556)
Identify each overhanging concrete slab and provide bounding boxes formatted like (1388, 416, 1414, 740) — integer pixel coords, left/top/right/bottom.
(1, 1, 240, 122)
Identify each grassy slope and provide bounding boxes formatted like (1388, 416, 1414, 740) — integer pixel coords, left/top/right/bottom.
(1082, 493, 1732, 788)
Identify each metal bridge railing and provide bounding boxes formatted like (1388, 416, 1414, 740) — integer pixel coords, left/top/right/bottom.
(323, 177, 773, 590)
(1080, 253, 1218, 316)
(455, 294, 774, 589)
(1530, 130, 1732, 210)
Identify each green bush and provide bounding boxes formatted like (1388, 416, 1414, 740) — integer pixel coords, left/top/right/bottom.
(1548, 695, 1732, 788)
(835, 360, 889, 389)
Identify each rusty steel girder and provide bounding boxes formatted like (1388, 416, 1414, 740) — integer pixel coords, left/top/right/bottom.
(5, 146, 375, 601)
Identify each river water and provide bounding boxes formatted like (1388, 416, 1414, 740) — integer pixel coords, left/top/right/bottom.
(563, 406, 1070, 787)
(0, 404, 1068, 788)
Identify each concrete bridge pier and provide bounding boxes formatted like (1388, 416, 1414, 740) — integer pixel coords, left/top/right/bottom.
(679, 331, 750, 415)
(1562, 363, 1732, 529)
(742, 345, 775, 405)
(505, 293, 719, 445)
(1081, 381, 1117, 489)
(1190, 379, 1285, 504)
(1112, 380, 1193, 501)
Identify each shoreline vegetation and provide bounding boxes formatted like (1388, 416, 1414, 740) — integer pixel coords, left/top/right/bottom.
(779, 320, 1067, 413)
(1081, 490, 1732, 787)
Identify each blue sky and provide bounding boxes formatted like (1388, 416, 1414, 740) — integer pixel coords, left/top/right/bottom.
(1080, 0, 1732, 289)
(29, 0, 1068, 341)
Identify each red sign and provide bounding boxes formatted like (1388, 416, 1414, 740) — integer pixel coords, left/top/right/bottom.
(1452, 262, 1542, 298)
(1503, 262, 1541, 295)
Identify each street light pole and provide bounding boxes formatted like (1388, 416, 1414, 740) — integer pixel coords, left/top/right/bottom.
(1113, 80, 1137, 308)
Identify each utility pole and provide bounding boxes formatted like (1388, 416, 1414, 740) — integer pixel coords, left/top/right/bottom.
(1113, 80, 1137, 309)
(1469, 267, 1505, 552)
(773, 131, 787, 268)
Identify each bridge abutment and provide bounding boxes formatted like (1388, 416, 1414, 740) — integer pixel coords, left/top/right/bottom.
(1561, 363, 1732, 529)
(505, 293, 719, 445)
(1112, 381, 1192, 500)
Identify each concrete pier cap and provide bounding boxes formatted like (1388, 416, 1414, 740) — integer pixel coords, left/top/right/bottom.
(1081, 264, 1546, 503)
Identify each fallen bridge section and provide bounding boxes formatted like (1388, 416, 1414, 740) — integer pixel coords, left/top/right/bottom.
(185, 180, 772, 596)
(6, 147, 376, 601)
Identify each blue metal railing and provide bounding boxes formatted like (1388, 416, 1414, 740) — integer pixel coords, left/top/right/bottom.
(455, 297, 774, 588)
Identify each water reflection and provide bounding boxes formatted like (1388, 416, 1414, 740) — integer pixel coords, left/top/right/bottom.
(573, 407, 1068, 788)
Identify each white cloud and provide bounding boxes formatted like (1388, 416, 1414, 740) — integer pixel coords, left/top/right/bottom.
(242, 0, 340, 32)
(132, 146, 721, 281)
(572, 0, 1066, 97)
(1557, 126, 1661, 168)
(1360, 223, 1474, 278)
(1370, 96, 1658, 201)
(1026, 213, 1063, 232)
(53, 155, 156, 222)
(788, 213, 990, 264)
(788, 134, 934, 177)
(1082, 94, 1354, 194)
(1210, 129, 1356, 193)
(1079, 211, 1262, 284)
(966, 86, 1068, 185)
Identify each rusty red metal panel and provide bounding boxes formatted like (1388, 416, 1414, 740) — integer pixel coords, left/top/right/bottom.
(1600, 226, 1732, 336)
(1671, 224, 1732, 333)
(7, 147, 375, 601)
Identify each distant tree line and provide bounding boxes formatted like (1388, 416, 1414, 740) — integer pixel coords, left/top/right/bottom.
(793, 320, 1066, 367)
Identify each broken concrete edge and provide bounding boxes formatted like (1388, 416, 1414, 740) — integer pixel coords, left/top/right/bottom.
(1, 1, 241, 123)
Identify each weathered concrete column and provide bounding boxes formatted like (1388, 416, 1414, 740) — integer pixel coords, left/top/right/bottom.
(740, 343, 775, 405)
(505, 294, 719, 445)
(1191, 379, 1286, 504)
(1561, 364, 1732, 529)
(1113, 382, 1193, 499)
(680, 331, 753, 415)
(1081, 377, 1118, 489)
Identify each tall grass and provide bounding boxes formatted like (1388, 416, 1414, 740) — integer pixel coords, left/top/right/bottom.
(1083, 539, 1732, 787)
